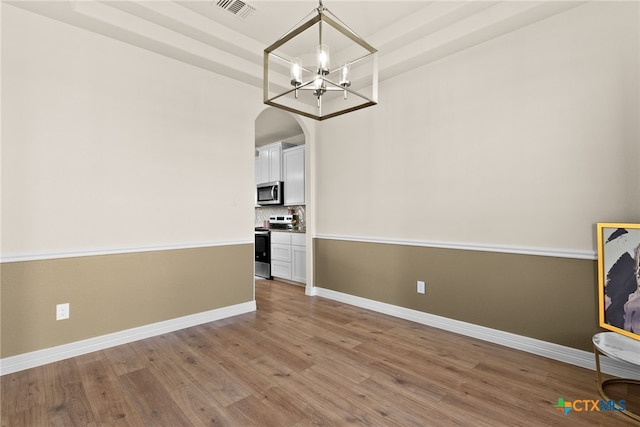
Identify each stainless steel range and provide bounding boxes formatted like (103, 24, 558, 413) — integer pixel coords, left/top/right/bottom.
(268, 214, 295, 230)
(255, 215, 297, 279)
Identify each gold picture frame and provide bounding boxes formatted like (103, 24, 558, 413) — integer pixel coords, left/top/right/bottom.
(597, 222, 640, 340)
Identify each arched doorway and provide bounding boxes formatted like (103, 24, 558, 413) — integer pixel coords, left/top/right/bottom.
(255, 108, 304, 148)
(254, 107, 314, 294)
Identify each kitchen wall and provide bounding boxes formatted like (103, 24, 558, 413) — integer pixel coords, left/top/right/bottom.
(1, 5, 260, 359)
(314, 1, 639, 351)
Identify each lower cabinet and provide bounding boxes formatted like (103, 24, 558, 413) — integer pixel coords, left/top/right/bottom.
(291, 244, 306, 283)
(271, 232, 306, 283)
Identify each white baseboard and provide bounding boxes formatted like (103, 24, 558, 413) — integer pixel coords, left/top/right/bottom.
(0, 301, 256, 376)
(313, 287, 640, 379)
(4, 289, 636, 380)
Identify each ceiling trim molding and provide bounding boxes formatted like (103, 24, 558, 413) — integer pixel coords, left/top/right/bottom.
(6, 1, 588, 89)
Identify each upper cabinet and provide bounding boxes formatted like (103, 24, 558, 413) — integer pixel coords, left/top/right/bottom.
(256, 142, 295, 184)
(255, 142, 305, 206)
(283, 145, 305, 206)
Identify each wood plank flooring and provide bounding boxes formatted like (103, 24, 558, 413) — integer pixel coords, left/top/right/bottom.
(2, 279, 639, 426)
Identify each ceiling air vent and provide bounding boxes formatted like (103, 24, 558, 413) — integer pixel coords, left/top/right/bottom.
(215, 0, 257, 19)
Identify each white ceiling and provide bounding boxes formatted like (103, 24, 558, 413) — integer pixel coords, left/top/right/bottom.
(7, 0, 587, 145)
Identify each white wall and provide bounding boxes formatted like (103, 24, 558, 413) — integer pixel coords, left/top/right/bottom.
(2, 4, 261, 259)
(316, 1, 639, 253)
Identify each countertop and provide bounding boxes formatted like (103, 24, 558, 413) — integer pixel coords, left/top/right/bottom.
(269, 228, 306, 233)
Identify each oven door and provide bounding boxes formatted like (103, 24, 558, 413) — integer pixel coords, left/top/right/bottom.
(255, 231, 271, 279)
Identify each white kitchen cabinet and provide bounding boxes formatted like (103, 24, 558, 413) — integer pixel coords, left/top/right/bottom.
(291, 233, 306, 283)
(271, 259, 292, 280)
(271, 242, 292, 262)
(283, 145, 305, 206)
(271, 231, 306, 284)
(256, 142, 295, 184)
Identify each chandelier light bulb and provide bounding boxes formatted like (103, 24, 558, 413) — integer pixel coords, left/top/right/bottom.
(340, 63, 351, 100)
(317, 44, 330, 75)
(340, 63, 350, 86)
(313, 75, 326, 99)
(290, 59, 302, 86)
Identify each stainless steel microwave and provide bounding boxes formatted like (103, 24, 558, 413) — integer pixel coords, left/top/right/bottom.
(256, 181, 283, 205)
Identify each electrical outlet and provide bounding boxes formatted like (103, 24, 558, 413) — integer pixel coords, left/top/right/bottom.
(417, 281, 425, 294)
(56, 303, 70, 320)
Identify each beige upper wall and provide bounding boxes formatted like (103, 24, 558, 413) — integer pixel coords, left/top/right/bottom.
(3, 1, 639, 257)
(316, 1, 639, 253)
(1, 4, 261, 259)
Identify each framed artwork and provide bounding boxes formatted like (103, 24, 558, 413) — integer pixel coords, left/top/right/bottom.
(597, 223, 640, 341)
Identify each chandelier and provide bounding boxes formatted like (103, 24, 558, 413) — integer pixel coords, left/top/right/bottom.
(263, 1, 378, 121)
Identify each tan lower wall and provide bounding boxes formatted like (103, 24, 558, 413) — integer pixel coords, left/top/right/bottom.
(314, 239, 601, 352)
(1, 244, 253, 358)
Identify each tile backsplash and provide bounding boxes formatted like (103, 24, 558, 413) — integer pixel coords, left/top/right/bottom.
(255, 205, 306, 229)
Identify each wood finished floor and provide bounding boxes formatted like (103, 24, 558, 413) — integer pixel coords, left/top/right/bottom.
(2, 279, 639, 426)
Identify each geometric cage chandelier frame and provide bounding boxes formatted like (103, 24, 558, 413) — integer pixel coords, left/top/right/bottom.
(263, 1, 378, 121)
